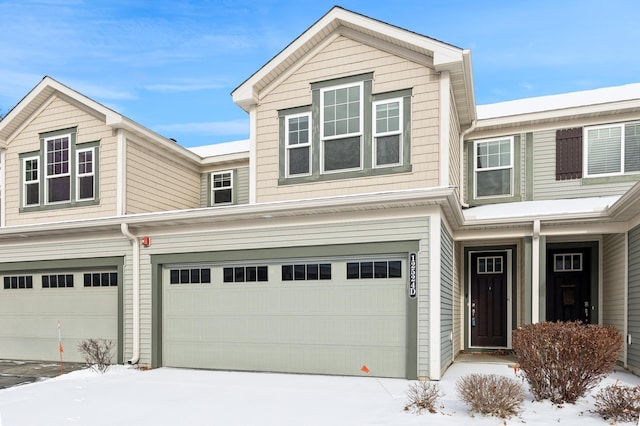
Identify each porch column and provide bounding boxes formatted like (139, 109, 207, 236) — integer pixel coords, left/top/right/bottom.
(532, 220, 540, 322)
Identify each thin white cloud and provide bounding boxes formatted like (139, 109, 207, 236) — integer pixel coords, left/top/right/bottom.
(154, 119, 249, 136)
(144, 83, 226, 93)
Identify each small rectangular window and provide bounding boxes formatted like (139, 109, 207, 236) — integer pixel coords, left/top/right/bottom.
(554, 253, 583, 272)
(77, 147, 95, 201)
(373, 99, 402, 168)
(474, 137, 513, 198)
(42, 274, 73, 288)
(3, 275, 33, 290)
(23, 157, 40, 207)
(169, 268, 211, 285)
(211, 171, 233, 205)
(281, 263, 332, 281)
(347, 261, 402, 279)
(286, 113, 311, 177)
(477, 257, 504, 274)
(224, 266, 268, 283)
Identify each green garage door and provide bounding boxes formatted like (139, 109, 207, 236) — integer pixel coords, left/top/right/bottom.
(0, 270, 118, 363)
(163, 257, 407, 378)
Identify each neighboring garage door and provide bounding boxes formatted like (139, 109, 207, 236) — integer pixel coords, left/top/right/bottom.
(163, 256, 407, 378)
(0, 270, 118, 363)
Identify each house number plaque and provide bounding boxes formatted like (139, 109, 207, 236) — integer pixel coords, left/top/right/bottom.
(409, 252, 417, 299)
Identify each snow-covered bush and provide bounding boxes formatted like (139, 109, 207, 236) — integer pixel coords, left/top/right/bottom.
(456, 373, 524, 418)
(512, 321, 622, 404)
(404, 379, 441, 414)
(78, 338, 114, 373)
(593, 381, 640, 423)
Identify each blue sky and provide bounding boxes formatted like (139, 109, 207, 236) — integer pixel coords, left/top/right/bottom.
(1, 0, 639, 147)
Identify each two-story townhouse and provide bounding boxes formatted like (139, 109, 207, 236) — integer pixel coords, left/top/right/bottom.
(461, 85, 640, 372)
(1, 6, 640, 381)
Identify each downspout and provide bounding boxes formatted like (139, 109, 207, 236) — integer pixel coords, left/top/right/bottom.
(121, 223, 140, 365)
(459, 120, 477, 208)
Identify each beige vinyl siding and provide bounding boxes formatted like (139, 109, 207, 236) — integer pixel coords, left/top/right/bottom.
(533, 130, 638, 200)
(602, 233, 627, 363)
(126, 141, 200, 213)
(448, 87, 461, 191)
(5, 95, 118, 225)
(255, 35, 440, 203)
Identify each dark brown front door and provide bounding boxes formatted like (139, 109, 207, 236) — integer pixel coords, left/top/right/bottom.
(546, 248, 591, 323)
(470, 252, 508, 347)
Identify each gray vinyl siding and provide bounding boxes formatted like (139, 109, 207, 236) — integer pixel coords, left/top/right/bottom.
(533, 130, 638, 200)
(628, 226, 640, 370)
(602, 233, 627, 363)
(440, 223, 454, 372)
(453, 240, 463, 356)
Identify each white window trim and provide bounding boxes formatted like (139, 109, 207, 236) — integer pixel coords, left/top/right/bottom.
(23, 155, 39, 207)
(320, 81, 364, 174)
(44, 134, 71, 205)
(76, 146, 95, 201)
(285, 111, 312, 178)
(583, 122, 640, 178)
(211, 170, 233, 206)
(372, 97, 403, 168)
(473, 136, 514, 199)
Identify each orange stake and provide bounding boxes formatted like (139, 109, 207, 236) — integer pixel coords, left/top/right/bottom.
(58, 320, 64, 374)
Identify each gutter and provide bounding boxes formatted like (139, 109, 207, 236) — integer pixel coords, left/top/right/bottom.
(121, 223, 140, 365)
(459, 120, 477, 207)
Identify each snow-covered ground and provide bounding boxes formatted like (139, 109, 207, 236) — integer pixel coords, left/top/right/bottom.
(1, 361, 639, 425)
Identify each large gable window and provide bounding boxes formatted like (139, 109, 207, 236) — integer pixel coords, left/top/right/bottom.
(585, 122, 640, 177)
(321, 82, 363, 173)
(278, 73, 412, 184)
(474, 137, 513, 198)
(20, 128, 99, 211)
(46, 135, 71, 203)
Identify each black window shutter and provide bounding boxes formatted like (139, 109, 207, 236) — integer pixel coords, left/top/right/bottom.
(556, 127, 583, 180)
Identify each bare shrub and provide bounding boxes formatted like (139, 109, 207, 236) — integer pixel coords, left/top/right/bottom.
(404, 380, 441, 414)
(512, 321, 622, 404)
(593, 382, 640, 423)
(456, 373, 524, 418)
(77, 338, 114, 373)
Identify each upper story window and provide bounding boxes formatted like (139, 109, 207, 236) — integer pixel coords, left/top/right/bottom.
(474, 137, 513, 198)
(321, 82, 363, 173)
(373, 99, 402, 168)
(285, 112, 311, 177)
(278, 73, 412, 185)
(211, 170, 233, 205)
(20, 128, 99, 211)
(585, 122, 640, 177)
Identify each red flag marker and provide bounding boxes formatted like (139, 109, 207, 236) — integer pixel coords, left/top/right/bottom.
(361, 365, 370, 374)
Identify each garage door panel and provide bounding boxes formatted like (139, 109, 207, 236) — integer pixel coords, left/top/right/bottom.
(0, 271, 118, 362)
(163, 258, 407, 378)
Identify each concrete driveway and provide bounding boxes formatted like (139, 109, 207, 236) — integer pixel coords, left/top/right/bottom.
(0, 359, 87, 389)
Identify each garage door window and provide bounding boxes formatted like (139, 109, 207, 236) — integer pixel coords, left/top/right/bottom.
(84, 272, 118, 287)
(3, 275, 33, 289)
(346, 261, 402, 279)
(223, 266, 268, 283)
(169, 268, 211, 284)
(42, 274, 74, 288)
(282, 263, 331, 281)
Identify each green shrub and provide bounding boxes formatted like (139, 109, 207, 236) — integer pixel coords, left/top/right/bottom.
(404, 380, 441, 414)
(593, 382, 640, 423)
(512, 321, 622, 403)
(456, 373, 524, 418)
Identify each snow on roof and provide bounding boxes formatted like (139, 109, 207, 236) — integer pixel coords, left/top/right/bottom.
(187, 139, 250, 157)
(477, 83, 640, 120)
(464, 195, 621, 221)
